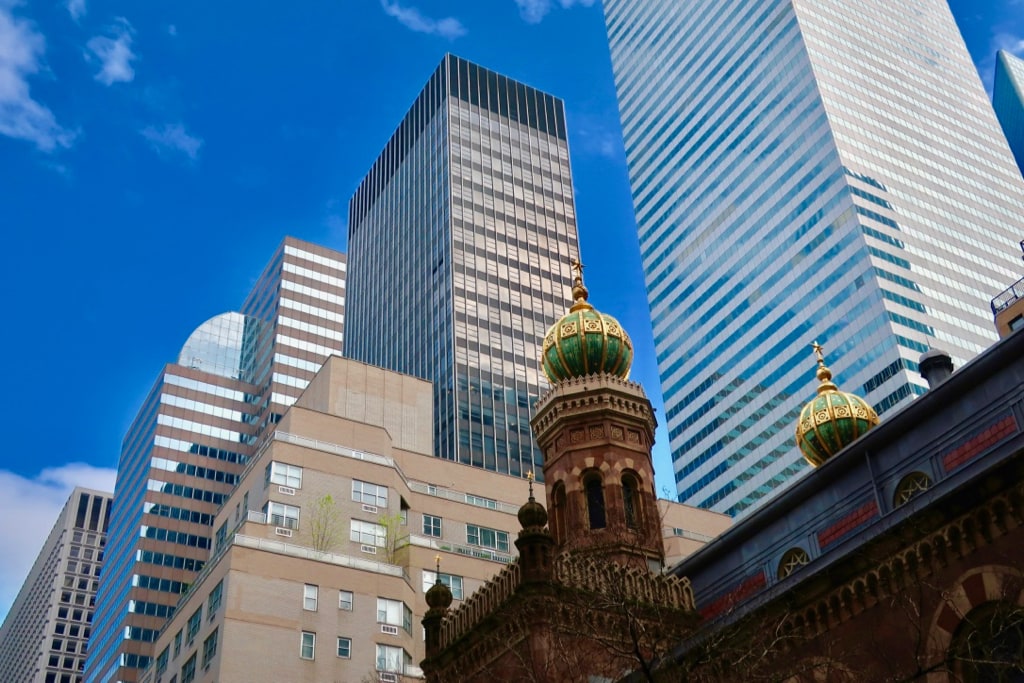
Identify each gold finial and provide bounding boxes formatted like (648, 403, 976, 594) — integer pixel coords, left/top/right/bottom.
(810, 340, 837, 394)
(434, 554, 441, 575)
(569, 257, 592, 312)
(527, 470, 535, 499)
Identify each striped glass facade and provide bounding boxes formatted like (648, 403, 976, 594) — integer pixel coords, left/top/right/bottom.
(604, 0, 1024, 515)
(994, 50, 1024, 177)
(85, 238, 345, 683)
(345, 54, 578, 479)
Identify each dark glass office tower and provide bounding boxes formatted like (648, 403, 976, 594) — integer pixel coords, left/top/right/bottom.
(345, 54, 579, 478)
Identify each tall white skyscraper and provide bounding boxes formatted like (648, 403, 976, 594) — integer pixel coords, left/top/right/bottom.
(604, 0, 1024, 515)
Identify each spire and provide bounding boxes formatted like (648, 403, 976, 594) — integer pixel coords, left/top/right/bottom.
(811, 341, 839, 394)
(570, 258, 592, 312)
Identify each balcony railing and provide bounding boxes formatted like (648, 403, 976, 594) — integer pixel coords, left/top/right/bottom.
(992, 274, 1024, 314)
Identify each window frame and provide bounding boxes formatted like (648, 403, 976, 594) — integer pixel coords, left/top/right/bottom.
(303, 584, 318, 612)
(351, 480, 388, 507)
(466, 524, 509, 552)
(338, 590, 354, 611)
(422, 514, 442, 538)
(299, 631, 316, 660)
(336, 636, 352, 659)
(266, 461, 303, 488)
(423, 570, 464, 600)
(376, 597, 412, 633)
(350, 519, 386, 547)
(265, 501, 300, 530)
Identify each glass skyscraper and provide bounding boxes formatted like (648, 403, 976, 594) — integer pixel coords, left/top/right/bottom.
(345, 54, 578, 479)
(994, 50, 1024, 177)
(85, 238, 345, 683)
(603, 0, 1024, 515)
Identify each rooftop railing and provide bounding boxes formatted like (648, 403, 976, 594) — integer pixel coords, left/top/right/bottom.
(992, 274, 1024, 314)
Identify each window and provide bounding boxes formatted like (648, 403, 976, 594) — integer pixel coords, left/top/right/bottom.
(207, 579, 223, 617)
(584, 472, 606, 529)
(894, 471, 932, 507)
(300, 631, 315, 660)
(338, 590, 353, 611)
(186, 607, 202, 642)
(215, 522, 228, 552)
(155, 647, 169, 675)
(336, 637, 351, 658)
(465, 493, 498, 509)
(422, 514, 442, 538)
(376, 644, 408, 673)
(265, 502, 300, 530)
(778, 548, 811, 579)
(423, 570, 464, 600)
(352, 480, 388, 507)
(172, 630, 182, 657)
(266, 461, 302, 488)
(201, 628, 218, 668)
(551, 482, 566, 541)
(622, 473, 640, 529)
(466, 524, 509, 552)
(350, 520, 386, 547)
(180, 654, 196, 683)
(303, 584, 318, 611)
(377, 598, 412, 633)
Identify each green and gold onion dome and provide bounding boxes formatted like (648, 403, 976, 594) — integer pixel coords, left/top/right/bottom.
(541, 260, 633, 383)
(796, 342, 879, 467)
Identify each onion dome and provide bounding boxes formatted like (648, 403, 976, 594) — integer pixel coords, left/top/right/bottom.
(425, 555, 453, 610)
(518, 472, 548, 529)
(541, 259, 633, 383)
(796, 342, 879, 467)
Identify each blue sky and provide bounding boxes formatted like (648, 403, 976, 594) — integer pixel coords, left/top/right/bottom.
(0, 0, 1021, 619)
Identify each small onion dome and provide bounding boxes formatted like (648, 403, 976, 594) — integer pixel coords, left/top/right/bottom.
(541, 260, 633, 383)
(425, 580, 453, 610)
(795, 342, 879, 467)
(518, 496, 548, 530)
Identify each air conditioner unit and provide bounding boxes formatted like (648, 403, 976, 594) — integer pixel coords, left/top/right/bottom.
(275, 527, 293, 537)
(361, 504, 378, 514)
(360, 545, 378, 554)
(380, 624, 399, 636)
(379, 673, 399, 683)
(278, 486, 296, 495)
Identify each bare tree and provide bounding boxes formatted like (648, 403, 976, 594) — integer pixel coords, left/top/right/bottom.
(307, 494, 343, 552)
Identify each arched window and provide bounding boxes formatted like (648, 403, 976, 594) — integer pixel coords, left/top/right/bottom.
(551, 482, 566, 541)
(622, 473, 640, 529)
(951, 601, 1024, 682)
(778, 547, 810, 579)
(894, 471, 932, 507)
(583, 472, 606, 530)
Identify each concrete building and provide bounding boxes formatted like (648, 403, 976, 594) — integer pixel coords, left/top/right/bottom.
(603, 0, 1024, 516)
(345, 54, 580, 480)
(994, 49, 1024, 176)
(0, 488, 112, 683)
(138, 356, 728, 683)
(85, 238, 346, 683)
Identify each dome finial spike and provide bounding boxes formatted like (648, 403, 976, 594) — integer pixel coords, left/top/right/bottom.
(435, 554, 441, 576)
(570, 257, 592, 311)
(527, 469, 535, 500)
(810, 340, 837, 393)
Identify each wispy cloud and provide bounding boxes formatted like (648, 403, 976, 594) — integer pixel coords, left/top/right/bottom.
(86, 18, 136, 86)
(0, 463, 117, 620)
(515, 0, 595, 24)
(0, 4, 75, 151)
(140, 122, 203, 160)
(380, 0, 466, 40)
(66, 0, 86, 22)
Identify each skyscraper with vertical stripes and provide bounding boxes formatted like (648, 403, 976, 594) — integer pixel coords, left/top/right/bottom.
(603, 0, 1024, 515)
(345, 54, 579, 479)
(85, 237, 345, 683)
(0, 488, 111, 683)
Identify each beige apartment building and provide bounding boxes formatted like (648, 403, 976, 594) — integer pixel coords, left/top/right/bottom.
(140, 357, 729, 683)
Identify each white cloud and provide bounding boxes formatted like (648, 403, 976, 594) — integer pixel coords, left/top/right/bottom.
(993, 31, 1024, 56)
(0, 463, 117, 621)
(380, 0, 466, 40)
(86, 18, 136, 86)
(140, 122, 203, 160)
(0, 5, 75, 151)
(515, 0, 595, 24)
(66, 0, 86, 22)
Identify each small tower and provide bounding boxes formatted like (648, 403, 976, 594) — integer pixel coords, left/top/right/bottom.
(515, 471, 556, 584)
(531, 261, 663, 570)
(422, 555, 453, 660)
(795, 341, 880, 467)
